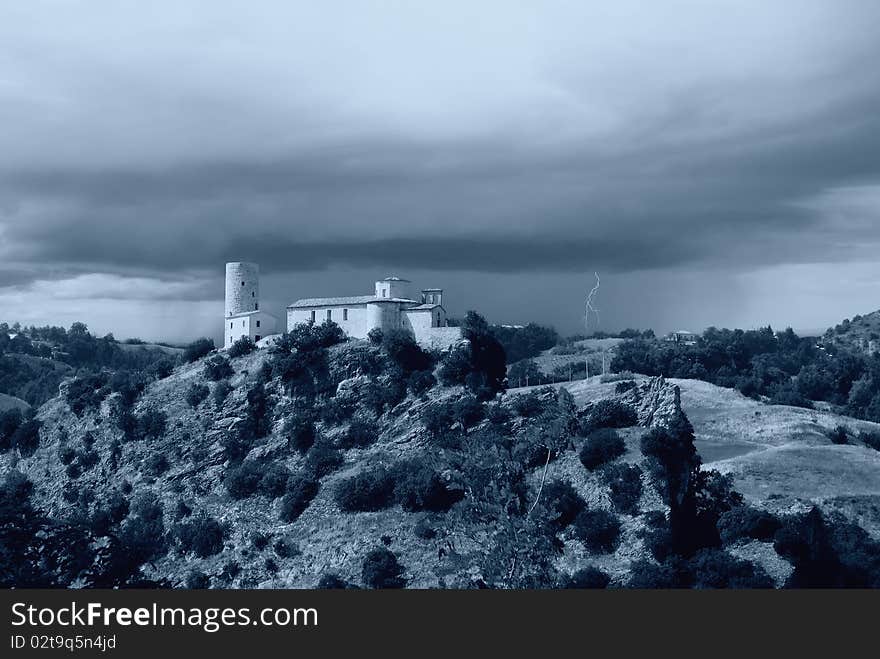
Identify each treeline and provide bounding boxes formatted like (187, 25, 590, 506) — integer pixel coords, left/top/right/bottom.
(0, 322, 180, 406)
(611, 326, 880, 422)
(490, 323, 558, 363)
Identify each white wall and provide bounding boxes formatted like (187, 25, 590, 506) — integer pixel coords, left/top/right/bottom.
(288, 304, 369, 338)
(224, 311, 277, 348)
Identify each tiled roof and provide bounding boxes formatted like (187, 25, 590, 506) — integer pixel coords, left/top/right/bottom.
(287, 296, 417, 308)
(406, 303, 442, 311)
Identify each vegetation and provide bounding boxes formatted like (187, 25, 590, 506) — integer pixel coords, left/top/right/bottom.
(361, 547, 406, 589)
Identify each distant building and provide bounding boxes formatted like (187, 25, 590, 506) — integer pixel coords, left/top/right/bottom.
(287, 276, 462, 349)
(223, 262, 279, 348)
(665, 330, 698, 345)
(223, 264, 462, 350)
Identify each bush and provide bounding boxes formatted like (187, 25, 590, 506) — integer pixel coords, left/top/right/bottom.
(422, 402, 455, 439)
(334, 466, 395, 512)
(65, 374, 110, 416)
(175, 515, 225, 558)
(317, 574, 358, 589)
(579, 429, 626, 470)
(511, 391, 543, 418)
(185, 570, 210, 589)
(9, 418, 42, 456)
(204, 355, 234, 381)
(688, 549, 774, 588)
(407, 370, 436, 397)
(285, 418, 316, 454)
(572, 509, 621, 554)
(259, 462, 291, 498)
(827, 425, 849, 445)
(279, 473, 320, 522)
(563, 567, 611, 589)
(580, 400, 638, 434)
(185, 383, 209, 408)
(392, 460, 462, 512)
(367, 328, 384, 346)
(361, 548, 406, 589)
(860, 430, 880, 451)
(382, 330, 433, 373)
(337, 419, 379, 449)
(273, 537, 299, 558)
(184, 338, 214, 363)
(144, 453, 170, 477)
(614, 380, 636, 394)
(602, 463, 642, 515)
(717, 506, 781, 545)
(223, 461, 263, 499)
(541, 480, 586, 531)
(212, 380, 233, 407)
(453, 395, 484, 431)
(227, 336, 255, 358)
(303, 440, 343, 479)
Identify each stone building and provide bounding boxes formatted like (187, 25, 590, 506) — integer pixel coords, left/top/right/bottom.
(287, 276, 462, 349)
(223, 264, 461, 350)
(223, 262, 278, 348)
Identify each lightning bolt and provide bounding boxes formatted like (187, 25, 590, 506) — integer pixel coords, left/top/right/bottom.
(586, 272, 600, 333)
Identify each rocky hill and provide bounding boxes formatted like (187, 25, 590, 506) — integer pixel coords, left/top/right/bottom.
(823, 309, 880, 355)
(2, 327, 879, 589)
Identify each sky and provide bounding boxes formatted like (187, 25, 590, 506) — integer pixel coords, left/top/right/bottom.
(2, 1, 880, 343)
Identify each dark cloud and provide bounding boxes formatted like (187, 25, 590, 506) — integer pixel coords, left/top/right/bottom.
(2, 1, 880, 335)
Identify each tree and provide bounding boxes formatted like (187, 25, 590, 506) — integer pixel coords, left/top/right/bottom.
(184, 338, 214, 363)
(361, 548, 406, 588)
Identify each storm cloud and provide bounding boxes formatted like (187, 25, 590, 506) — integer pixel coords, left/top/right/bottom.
(2, 1, 880, 340)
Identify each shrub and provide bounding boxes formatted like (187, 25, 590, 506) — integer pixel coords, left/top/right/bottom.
(223, 461, 263, 499)
(148, 358, 175, 380)
(572, 509, 621, 554)
(512, 391, 543, 418)
(367, 328, 384, 346)
(279, 473, 320, 522)
(0, 409, 23, 450)
(135, 408, 167, 441)
(580, 400, 638, 434)
(602, 463, 642, 515)
(285, 418, 316, 454)
(185, 383, 209, 408)
(334, 466, 395, 512)
(827, 425, 849, 445)
(717, 506, 781, 545)
(259, 462, 291, 498)
(579, 429, 626, 470)
(860, 430, 880, 451)
(175, 515, 225, 558)
(688, 549, 774, 588)
(273, 537, 299, 558)
(185, 570, 210, 589)
(361, 548, 406, 589)
(563, 567, 611, 589)
(144, 453, 170, 477)
(119, 493, 166, 565)
(319, 397, 355, 425)
(318, 573, 358, 589)
(303, 440, 343, 479)
(337, 419, 379, 449)
(204, 355, 234, 381)
(422, 402, 455, 439)
(184, 338, 214, 363)
(453, 395, 484, 431)
(212, 380, 233, 407)
(65, 374, 110, 416)
(614, 380, 636, 394)
(392, 460, 462, 512)
(9, 418, 42, 456)
(407, 370, 436, 397)
(541, 480, 587, 531)
(227, 336, 255, 358)
(383, 330, 433, 373)
(58, 445, 77, 465)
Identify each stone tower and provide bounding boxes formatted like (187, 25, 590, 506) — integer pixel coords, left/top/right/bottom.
(225, 262, 260, 317)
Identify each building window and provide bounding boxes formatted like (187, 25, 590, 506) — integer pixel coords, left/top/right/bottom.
(230, 335, 233, 344)
(343, 308, 348, 321)
(241, 281, 245, 286)
(252, 291, 254, 297)
(242, 320, 245, 327)
(255, 302, 258, 310)
(327, 309, 332, 321)
(256, 320, 261, 328)
(229, 322, 233, 329)
(310, 310, 315, 322)
(383, 289, 387, 297)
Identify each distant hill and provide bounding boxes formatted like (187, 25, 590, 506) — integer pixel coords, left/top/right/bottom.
(823, 310, 880, 355)
(0, 392, 30, 413)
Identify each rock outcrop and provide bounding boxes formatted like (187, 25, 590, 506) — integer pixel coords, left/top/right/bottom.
(618, 376, 684, 429)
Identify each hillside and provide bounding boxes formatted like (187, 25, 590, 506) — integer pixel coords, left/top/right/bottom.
(824, 310, 880, 355)
(2, 326, 879, 589)
(0, 393, 30, 413)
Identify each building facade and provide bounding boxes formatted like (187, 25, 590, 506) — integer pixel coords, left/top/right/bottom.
(288, 277, 462, 348)
(223, 262, 278, 348)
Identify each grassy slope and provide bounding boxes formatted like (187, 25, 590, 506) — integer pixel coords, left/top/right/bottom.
(0, 392, 30, 413)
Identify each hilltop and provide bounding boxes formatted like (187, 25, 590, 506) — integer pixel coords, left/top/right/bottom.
(823, 310, 880, 355)
(2, 317, 879, 589)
